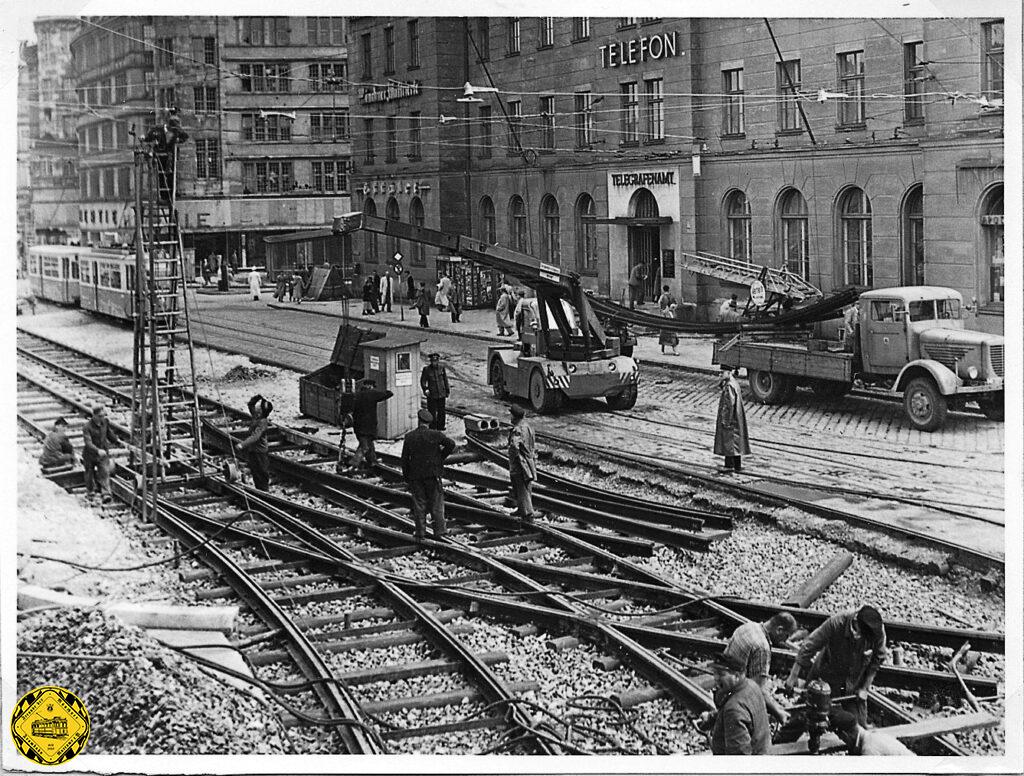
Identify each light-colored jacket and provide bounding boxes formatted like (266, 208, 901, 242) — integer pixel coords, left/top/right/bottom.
(508, 420, 537, 481)
(379, 274, 394, 304)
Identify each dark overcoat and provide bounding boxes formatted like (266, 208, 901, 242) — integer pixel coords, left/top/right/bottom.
(713, 375, 751, 456)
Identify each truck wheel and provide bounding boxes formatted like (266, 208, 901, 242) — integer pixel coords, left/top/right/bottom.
(979, 391, 1004, 421)
(810, 379, 852, 398)
(606, 383, 638, 410)
(903, 376, 948, 431)
(748, 370, 791, 405)
(489, 358, 508, 400)
(528, 369, 563, 413)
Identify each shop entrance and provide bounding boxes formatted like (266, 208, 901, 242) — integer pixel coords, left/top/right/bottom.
(627, 188, 662, 303)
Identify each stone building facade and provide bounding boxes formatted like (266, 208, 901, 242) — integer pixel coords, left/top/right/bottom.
(347, 17, 1005, 332)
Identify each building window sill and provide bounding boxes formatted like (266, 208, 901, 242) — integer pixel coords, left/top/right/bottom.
(506, 51, 520, 58)
(835, 123, 867, 132)
(643, 138, 666, 146)
(407, 64, 420, 72)
(571, 37, 590, 44)
(721, 132, 746, 140)
(903, 117, 925, 126)
(775, 128, 803, 137)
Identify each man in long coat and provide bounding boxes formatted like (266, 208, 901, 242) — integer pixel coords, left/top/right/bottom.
(379, 271, 394, 312)
(420, 353, 451, 431)
(627, 263, 647, 309)
(415, 282, 432, 328)
(507, 404, 541, 521)
(714, 367, 750, 473)
(401, 409, 456, 540)
(495, 285, 515, 335)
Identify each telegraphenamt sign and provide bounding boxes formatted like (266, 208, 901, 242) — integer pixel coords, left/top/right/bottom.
(361, 80, 421, 104)
(610, 170, 676, 187)
(599, 31, 680, 68)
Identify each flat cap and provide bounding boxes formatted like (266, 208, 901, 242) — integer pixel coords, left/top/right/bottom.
(709, 651, 745, 673)
(509, 404, 526, 419)
(417, 408, 434, 423)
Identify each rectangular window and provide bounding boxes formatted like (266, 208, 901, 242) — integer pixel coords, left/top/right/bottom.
(242, 160, 291, 193)
(539, 18, 555, 48)
(364, 118, 375, 163)
(618, 18, 636, 29)
(191, 37, 215, 66)
(507, 100, 522, 153)
(88, 126, 99, 151)
(307, 17, 345, 46)
(620, 82, 639, 144)
(157, 37, 174, 67)
(903, 43, 924, 122)
(476, 19, 490, 61)
(386, 116, 397, 162)
(195, 139, 220, 179)
(308, 62, 347, 92)
(837, 51, 865, 126)
(982, 21, 1003, 98)
(383, 26, 395, 74)
(241, 113, 292, 141)
(722, 68, 744, 135)
(361, 33, 372, 79)
(101, 123, 113, 149)
(311, 160, 348, 192)
(507, 18, 520, 55)
(157, 87, 176, 111)
(572, 18, 590, 41)
(238, 18, 289, 46)
(540, 96, 555, 150)
(239, 63, 290, 93)
(193, 86, 217, 113)
(309, 111, 350, 141)
(643, 77, 664, 141)
(777, 59, 801, 131)
(114, 73, 128, 103)
(574, 91, 593, 148)
(409, 112, 421, 159)
(479, 105, 492, 158)
(407, 20, 420, 68)
(118, 167, 131, 197)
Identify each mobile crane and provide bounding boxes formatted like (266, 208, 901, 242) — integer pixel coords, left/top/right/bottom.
(332, 213, 640, 412)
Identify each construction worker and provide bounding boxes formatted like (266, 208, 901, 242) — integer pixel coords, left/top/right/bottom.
(237, 394, 272, 491)
(400, 409, 456, 541)
(143, 109, 189, 202)
(828, 709, 914, 755)
(709, 651, 772, 755)
(82, 405, 118, 502)
(724, 613, 798, 725)
(507, 404, 542, 522)
(420, 353, 451, 431)
(39, 417, 76, 471)
(344, 378, 393, 474)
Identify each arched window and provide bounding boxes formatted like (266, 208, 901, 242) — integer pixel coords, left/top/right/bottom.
(778, 188, 808, 280)
(980, 184, 1003, 303)
(363, 197, 378, 264)
(480, 196, 496, 244)
(838, 187, 872, 285)
(385, 197, 401, 263)
(410, 197, 425, 265)
(725, 190, 751, 260)
(575, 193, 597, 272)
(541, 195, 560, 263)
(901, 185, 924, 286)
(509, 195, 527, 253)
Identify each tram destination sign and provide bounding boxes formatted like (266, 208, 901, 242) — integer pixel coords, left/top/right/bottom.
(599, 31, 680, 68)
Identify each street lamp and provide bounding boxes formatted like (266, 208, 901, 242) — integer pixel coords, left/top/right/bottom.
(456, 81, 499, 103)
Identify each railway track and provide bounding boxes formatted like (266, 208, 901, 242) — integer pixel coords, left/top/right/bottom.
(16, 329, 1005, 755)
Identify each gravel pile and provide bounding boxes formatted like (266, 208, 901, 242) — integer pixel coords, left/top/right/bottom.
(17, 608, 289, 754)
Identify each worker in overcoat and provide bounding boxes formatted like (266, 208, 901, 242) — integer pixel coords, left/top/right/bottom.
(507, 404, 542, 521)
(713, 366, 750, 473)
(420, 353, 451, 431)
(401, 409, 456, 540)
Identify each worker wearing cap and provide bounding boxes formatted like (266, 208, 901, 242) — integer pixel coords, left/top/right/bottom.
(709, 651, 771, 755)
(400, 409, 456, 541)
(344, 378, 394, 474)
(40, 417, 76, 471)
(828, 708, 914, 756)
(238, 394, 273, 491)
(785, 605, 888, 725)
(82, 405, 118, 502)
(507, 404, 542, 522)
(420, 353, 451, 431)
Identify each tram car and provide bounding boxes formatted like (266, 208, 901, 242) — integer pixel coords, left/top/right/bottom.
(78, 247, 137, 321)
(27, 245, 81, 305)
(31, 716, 68, 739)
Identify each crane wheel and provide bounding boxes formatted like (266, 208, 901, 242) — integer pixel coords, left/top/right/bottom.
(606, 383, 638, 410)
(489, 357, 508, 399)
(529, 369, 563, 413)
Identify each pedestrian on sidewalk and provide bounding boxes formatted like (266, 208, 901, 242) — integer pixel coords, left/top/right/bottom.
(406, 272, 416, 302)
(415, 282, 432, 327)
(40, 417, 76, 471)
(627, 263, 647, 309)
(361, 276, 376, 315)
(371, 271, 381, 312)
(238, 395, 273, 491)
(342, 378, 393, 474)
(291, 269, 305, 303)
(82, 405, 118, 502)
(713, 366, 750, 473)
(657, 284, 676, 312)
(507, 404, 542, 522)
(420, 353, 451, 430)
(380, 270, 394, 313)
(201, 254, 213, 286)
(436, 272, 453, 311)
(274, 273, 288, 303)
(247, 267, 262, 301)
(400, 409, 456, 541)
(496, 285, 515, 336)
(659, 303, 680, 355)
(449, 281, 462, 322)
(708, 651, 771, 755)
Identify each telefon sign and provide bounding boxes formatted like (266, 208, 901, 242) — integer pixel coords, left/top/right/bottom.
(599, 32, 680, 68)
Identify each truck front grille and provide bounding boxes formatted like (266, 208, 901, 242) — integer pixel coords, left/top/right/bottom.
(989, 344, 1004, 377)
(923, 343, 970, 371)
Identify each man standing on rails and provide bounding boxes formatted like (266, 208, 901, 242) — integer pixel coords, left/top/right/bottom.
(420, 353, 451, 431)
(400, 409, 456, 541)
(507, 404, 543, 522)
(708, 651, 771, 755)
(724, 613, 798, 725)
(237, 395, 273, 491)
(784, 605, 888, 726)
(714, 366, 750, 473)
(344, 378, 394, 474)
(82, 405, 119, 503)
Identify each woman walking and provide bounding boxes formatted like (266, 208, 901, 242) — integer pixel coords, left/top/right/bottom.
(361, 276, 376, 315)
(659, 303, 680, 355)
(713, 367, 750, 473)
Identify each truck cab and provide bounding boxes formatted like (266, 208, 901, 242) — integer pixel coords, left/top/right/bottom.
(855, 287, 1004, 428)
